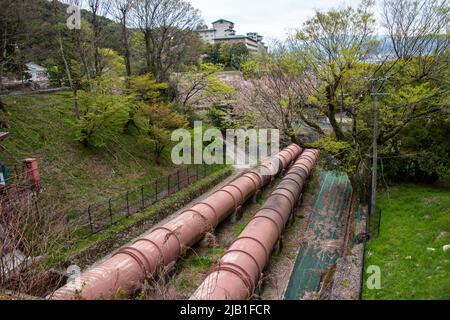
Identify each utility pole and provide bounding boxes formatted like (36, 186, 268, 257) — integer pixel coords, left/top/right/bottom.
(369, 78, 388, 215)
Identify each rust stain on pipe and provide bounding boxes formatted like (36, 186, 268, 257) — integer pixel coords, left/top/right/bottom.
(190, 149, 320, 300)
(49, 145, 303, 300)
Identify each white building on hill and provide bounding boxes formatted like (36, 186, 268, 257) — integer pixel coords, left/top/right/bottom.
(198, 19, 268, 53)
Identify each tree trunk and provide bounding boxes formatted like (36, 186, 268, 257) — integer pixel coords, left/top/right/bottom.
(75, 32, 91, 82)
(122, 13, 132, 78)
(351, 157, 372, 204)
(91, 10, 103, 78)
(0, 98, 5, 112)
(326, 85, 345, 140)
(1, 24, 7, 92)
(144, 32, 152, 74)
(328, 102, 345, 140)
(58, 33, 80, 120)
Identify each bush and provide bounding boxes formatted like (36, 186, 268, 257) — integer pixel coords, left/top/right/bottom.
(73, 78, 132, 148)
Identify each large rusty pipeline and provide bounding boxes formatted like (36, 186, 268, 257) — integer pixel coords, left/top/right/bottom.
(191, 149, 320, 300)
(49, 144, 303, 300)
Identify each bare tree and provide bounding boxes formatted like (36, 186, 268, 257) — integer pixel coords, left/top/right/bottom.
(382, 0, 449, 79)
(111, 0, 135, 78)
(240, 46, 320, 145)
(50, 0, 81, 119)
(88, 0, 111, 77)
(131, 0, 202, 81)
(0, 185, 68, 297)
(61, 0, 95, 81)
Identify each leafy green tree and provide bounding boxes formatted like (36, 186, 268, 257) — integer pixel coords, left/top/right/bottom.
(97, 48, 126, 77)
(142, 103, 189, 164)
(125, 74, 169, 130)
(73, 77, 131, 148)
(42, 59, 64, 86)
(228, 43, 250, 70)
(173, 63, 234, 120)
(381, 117, 450, 183)
(203, 43, 250, 70)
(243, 0, 449, 200)
(203, 43, 224, 65)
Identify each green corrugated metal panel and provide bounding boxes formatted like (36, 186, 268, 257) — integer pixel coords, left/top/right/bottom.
(284, 172, 352, 300)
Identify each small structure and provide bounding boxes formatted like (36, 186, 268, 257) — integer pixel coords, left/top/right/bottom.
(198, 19, 268, 53)
(0, 63, 50, 91)
(24, 63, 50, 89)
(23, 158, 41, 191)
(0, 132, 8, 141)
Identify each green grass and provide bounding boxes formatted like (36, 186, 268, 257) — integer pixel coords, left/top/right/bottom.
(364, 184, 450, 300)
(191, 256, 214, 270)
(1, 92, 176, 213)
(233, 223, 247, 237)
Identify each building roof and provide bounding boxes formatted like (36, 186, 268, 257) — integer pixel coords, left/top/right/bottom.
(0, 132, 9, 141)
(25, 63, 46, 72)
(214, 35, 258, 42)
(212, 19, 234, 25)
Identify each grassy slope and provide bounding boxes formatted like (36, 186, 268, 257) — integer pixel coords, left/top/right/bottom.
(1, 92, 176, 214)
(364, 184, 450, 300)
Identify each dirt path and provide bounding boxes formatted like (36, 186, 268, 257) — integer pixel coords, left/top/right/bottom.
(0, 87, 69, 97)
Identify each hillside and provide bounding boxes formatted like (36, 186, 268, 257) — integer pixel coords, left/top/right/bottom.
(0, 91, 178, 215)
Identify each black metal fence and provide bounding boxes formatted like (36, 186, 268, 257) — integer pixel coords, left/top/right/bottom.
(359, 201, 383, 299)
(367, 188, 383, 240)
(76, 164, 222, 236)
(368, 206, 382, 240)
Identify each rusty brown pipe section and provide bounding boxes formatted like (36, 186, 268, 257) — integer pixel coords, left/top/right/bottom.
(191, 149, 320, 300)
(49, 144, 303, 300)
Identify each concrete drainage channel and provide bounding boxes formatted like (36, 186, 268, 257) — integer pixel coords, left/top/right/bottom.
(284, 172, 354, 300)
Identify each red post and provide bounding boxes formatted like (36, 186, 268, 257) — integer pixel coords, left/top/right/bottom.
(23, 158, 40, 190)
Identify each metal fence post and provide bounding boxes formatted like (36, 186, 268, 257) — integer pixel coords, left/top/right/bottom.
(168, 174, 171, 195)
(155, 180, 158, 202)
(141, 185, 145, 209)
(87, 205, 94, 234)
(196, 165, 199, 181)
(187, 167, 190, 184)
(109, 198, 113, 226)
(377, 208, 382, 238)
(177, 170, 181, 191)
(126, 191, 131, 217)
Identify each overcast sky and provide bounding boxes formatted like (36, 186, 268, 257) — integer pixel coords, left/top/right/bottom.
(189, 0, 383, 42)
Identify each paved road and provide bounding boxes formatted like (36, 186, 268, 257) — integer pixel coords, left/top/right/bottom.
(0, 87, 70, 97)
